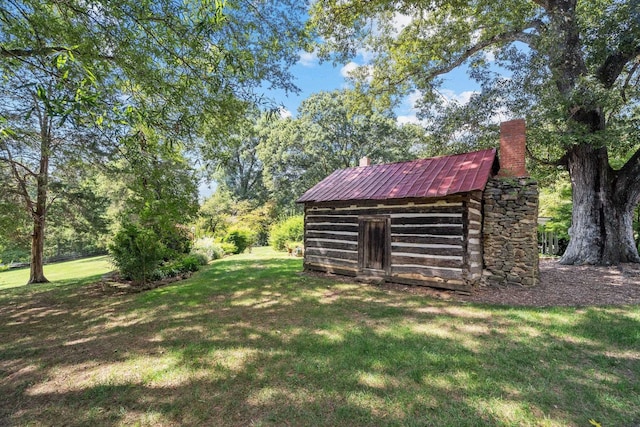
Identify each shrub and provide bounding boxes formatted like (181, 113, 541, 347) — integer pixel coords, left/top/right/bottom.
(0, 248, 30, 264)
(151, 253, 208, 281)
(160, 225, 193, 259)
(181, 253, 207, 271)
(192, 237, 224, 261)
(269, 215, 304, 251)
(220, 241, 238, 255)
(109, 223, 165, 285)
(222, 227, 253, 254)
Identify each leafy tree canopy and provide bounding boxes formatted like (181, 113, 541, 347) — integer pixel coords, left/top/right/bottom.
(258, 89, 426, 208)
(310, 0, 640, 265)
(0, 0, 310, 282)
(1, 0, 310, 128)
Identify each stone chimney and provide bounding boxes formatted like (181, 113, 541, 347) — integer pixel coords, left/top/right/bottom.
(498, 119, 527, 177)
(359, 156, 371, 167)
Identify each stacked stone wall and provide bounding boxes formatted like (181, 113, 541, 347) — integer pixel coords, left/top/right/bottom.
(482, 178, 539, 286)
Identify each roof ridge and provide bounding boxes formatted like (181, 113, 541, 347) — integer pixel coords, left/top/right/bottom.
(352, 147, 496, 170)
(296, 148, 497, 204)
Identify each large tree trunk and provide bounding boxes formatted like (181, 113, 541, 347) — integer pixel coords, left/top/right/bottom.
(28, 117, 51, 284)
(544, 1, 640, 265)
(560, 144, 640, 265)
(29, 211, 48, 284)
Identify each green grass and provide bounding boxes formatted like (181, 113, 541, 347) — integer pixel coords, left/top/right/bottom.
(0, 255, 113, 290)
(0, 247, 638, 426)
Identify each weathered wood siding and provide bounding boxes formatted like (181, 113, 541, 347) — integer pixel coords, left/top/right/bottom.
(303, 195, 481, 290)
(466, 191, 484, 282)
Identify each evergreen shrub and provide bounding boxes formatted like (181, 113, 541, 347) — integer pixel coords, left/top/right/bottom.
(109, 223, 165, 285)
(269, 215, 304, 251)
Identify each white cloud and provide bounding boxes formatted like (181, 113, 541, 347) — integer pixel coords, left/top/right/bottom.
(391, 12, 413, 36)
(278, 108, 293, 119)
(406, 90, 423, 108)
(396, 115, 422, 125)
(395, 90, 425, 126)
(340, 61, 359, 78)
(340, 62, 374, 84)
(395, 89, 478, 126)
(439, 89, 478, 105)
(298, 50, 319, 67)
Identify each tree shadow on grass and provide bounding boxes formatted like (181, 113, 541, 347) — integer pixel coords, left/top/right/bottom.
(1, 255, 639, 426)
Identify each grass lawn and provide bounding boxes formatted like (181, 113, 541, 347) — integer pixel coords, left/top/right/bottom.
(0, 247, 638, 426)
(0, 255, 113, 290)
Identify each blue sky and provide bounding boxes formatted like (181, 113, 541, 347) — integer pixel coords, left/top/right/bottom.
(266, 50, 482, 123)
(200, 52, 484, 199)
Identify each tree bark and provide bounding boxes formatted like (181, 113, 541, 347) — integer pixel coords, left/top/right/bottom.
(28, 165, 50, 283)
(560, 144, 640, 265)
(27, 112, 51, 284)
(29, 210, 48, 284)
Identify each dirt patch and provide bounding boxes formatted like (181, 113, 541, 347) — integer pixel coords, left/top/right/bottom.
(376, 259, 640, 307)
(461, 259, 640, 307)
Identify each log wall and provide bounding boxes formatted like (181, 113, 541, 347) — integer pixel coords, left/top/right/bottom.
(303, 195, 480, 291)
(466, 191, 484, 282)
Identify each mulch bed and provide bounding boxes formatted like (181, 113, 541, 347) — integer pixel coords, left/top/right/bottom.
(96, 271, 194, 295)
(379, 259, 640, 307)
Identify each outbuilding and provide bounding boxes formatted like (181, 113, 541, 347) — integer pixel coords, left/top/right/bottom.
(296, 119, 539, 292)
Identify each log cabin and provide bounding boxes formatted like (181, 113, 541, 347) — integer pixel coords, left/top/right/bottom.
(296, 119, 539, 292)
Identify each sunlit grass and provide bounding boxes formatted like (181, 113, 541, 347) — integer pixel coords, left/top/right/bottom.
(0, 255, 113, 290)
(0, 247, 638, 426)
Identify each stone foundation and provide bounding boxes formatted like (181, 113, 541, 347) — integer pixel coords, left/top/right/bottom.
(482, 178, 539, 286)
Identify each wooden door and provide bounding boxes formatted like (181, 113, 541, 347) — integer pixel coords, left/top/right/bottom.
(359, 217, 390, 273)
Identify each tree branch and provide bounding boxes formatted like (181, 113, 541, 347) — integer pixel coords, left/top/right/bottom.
(0, 46, 70, 58)
(0, 148, 35, 214)
(423, 27, 540, 82)
(621, 59, 640, 102)
(0, 46, 115, 61)
(615, 146, 640, 206)
(0, 155, 37, 178)
(525, 146, 567, 167)
(596, 43, 640, 89)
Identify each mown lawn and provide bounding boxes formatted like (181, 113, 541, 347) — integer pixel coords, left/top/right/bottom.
(0, 247, 638, 426)
(0, 255, 113, 290)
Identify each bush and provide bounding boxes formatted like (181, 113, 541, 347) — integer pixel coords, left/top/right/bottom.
(0, 247, 30, 264)
(192, 237, 224, 261)
(151, 253, 208, 280)
(162, 225, 193, 257)
(222, 228, 253, 254)
(220, 241, 238, 255)
(269, 215, 304, 251)
(181, 253, 207, 271)
(109, 223, 165, 285)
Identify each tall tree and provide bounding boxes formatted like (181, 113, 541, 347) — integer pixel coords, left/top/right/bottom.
(258, 89, 421, 208)
(0, 0, 309, 283)
(0, 61, 110, 282)
(114, 128, 200, 258)
(202, 111, 269, 204)
(310, 0, 640, 265)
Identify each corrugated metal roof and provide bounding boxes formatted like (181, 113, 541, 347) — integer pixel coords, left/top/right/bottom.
(296, 148, 497, 203)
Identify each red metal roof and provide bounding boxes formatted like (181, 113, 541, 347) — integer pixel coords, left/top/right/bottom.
(296, 148, 497, 203)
